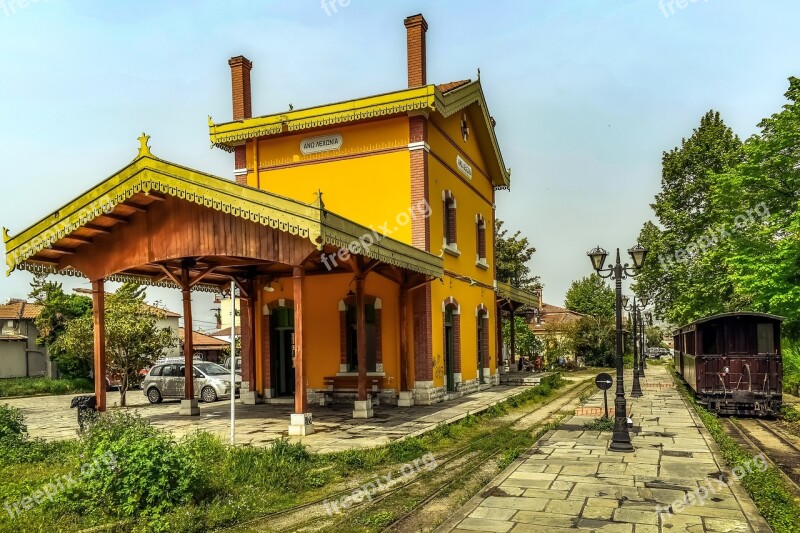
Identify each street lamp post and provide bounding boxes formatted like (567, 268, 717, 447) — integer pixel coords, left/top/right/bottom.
(623, 296, 643, 398)
(587, 244, 648, 453)
(642, 311, 653, 373)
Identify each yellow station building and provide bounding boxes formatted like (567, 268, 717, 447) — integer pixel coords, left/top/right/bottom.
(4, 13, 536, 433)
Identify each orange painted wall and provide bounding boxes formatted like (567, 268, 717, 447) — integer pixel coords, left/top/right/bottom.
(257, 272, 402, 392)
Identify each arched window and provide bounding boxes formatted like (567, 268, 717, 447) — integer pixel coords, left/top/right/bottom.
(476, 305, 490, 384)
(475, 214, 487, 267)
(442, 297, 461, 392)
(442, 190, 457, 250)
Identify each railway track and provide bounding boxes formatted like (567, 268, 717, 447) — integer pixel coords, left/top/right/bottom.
(222, 378, 595, 532)
(723, 417, 800, 496)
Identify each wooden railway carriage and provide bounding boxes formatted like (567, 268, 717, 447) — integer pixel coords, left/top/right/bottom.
(673, 312, 783, 417)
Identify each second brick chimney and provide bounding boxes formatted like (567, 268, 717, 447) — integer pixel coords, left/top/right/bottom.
(229, 56, 253, 184)
(229, 55, 253, 121)
(404, 14, 428, 88)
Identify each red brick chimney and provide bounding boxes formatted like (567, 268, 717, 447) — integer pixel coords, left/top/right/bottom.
(404, 14, 428, 88)
(229, 56, 253, 184)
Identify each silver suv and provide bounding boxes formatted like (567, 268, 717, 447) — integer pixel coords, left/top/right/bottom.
(142, 361, 241, 404)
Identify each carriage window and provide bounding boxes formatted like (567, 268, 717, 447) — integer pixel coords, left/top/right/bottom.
(757, 323, 774, 354)
(702, 325, 718, 355)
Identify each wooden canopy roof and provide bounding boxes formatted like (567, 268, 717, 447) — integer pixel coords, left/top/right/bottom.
(4, 135, 443, 292)
(496, 280, 540, 309)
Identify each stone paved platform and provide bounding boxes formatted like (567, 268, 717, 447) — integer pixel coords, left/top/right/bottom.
(1, 376, 587, 453)
(437, 366, 771, 533)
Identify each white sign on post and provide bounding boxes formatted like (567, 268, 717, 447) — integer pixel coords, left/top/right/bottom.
(300, 133, 343, 155)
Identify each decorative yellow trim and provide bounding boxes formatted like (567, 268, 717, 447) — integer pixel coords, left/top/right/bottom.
(5, 137, 443, 281)
(207, 82, 510, 189)
(209, 86, 436, 146)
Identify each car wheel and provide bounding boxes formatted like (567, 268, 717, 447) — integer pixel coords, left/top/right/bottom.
(147, 387, 163, 404)
(201, 386, 218, 403)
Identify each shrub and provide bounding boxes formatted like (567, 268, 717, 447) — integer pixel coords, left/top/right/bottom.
(0, 404, 26, 442)
(67, 412, 202, 518)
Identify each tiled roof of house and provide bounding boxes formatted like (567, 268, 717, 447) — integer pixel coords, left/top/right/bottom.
(178, 328, 230, 350)
(437, 79, 472, 93)
(209, 326, 241, 338)
(0, 300, 44, 320)
(73, 288, 181, 317)
(529, 303, 586, 333)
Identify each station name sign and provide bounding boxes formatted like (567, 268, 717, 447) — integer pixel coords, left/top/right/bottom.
(456, 155, 473, 180)
(300, 133, 343, 155)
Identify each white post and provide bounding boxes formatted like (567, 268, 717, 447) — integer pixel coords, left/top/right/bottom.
(230, 281, 236, 445)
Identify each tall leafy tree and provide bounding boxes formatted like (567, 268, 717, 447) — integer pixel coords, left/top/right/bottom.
(53, 283, 176, 406)
(564, 275, 615, 318)
(495, 219, 540, 291)
(29, 275, 92, 378)
(712, 77, 800, 338)
(635, 110, 744, 326)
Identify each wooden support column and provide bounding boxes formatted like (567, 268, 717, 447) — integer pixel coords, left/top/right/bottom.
(496, 304, 504, 368)
(356, 276, 367, 401)
(288, 266, 313, 435)
(181, 267, 195, 400)
(509, 307, 517, 367)
(92, 279, 107, 413)
(399, 286, 409, 392)
(293, 266, 307, 414)
(177, 264, 199, 416)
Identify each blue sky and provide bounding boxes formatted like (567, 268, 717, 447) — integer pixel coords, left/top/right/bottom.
(1, 0, 798, 327)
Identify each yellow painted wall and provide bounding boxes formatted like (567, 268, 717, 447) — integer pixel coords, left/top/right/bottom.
(245, 118, 414, 244)
(257, 272, 401, 392)
(426, 105, 498, 387)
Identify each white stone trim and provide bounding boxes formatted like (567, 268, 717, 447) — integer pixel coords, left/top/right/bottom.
(338, 300, 347, 311)
(442, 242, 461, 257)
(454, 372, 462, 383)
(374, 298, 382, 310)
(233, 168, 248, 176)
(408, 141, 430, 152)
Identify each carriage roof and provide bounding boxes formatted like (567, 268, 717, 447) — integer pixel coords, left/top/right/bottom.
(673, 312, 784, 336)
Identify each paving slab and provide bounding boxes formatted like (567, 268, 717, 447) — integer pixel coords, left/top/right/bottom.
(435, 366, 773, 533)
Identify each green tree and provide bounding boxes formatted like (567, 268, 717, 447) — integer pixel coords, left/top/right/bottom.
(495, 219, 540, 291)
(635, 110, 744, 326)
(502, 315, 541, 360)
(29, 275, 92, 378)
(53, 283, 176, 406)
(565, 315, 616, 367)
(564, 275, 615, 318)
(712, 77, 800, 339)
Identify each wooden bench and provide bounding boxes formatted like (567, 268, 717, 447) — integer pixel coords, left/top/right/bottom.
(322, 375, 385, 406)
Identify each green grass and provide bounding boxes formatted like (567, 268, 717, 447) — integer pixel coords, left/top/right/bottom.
(0, 373, 576, 532)
(582, 416, 614, 431)
(0, 377, 93, 398)
(670, 369, 800, 533)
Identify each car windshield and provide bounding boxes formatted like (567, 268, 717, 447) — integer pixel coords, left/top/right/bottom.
(195, 363, 230, 376)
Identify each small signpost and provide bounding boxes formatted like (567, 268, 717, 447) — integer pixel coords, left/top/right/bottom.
(595, 372, 613, 419)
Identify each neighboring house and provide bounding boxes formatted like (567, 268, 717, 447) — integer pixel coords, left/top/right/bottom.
(0, 299, 54, 378)
(73, 289, 182, 358)
(178, 328, 230, 364)
(526, 302, 586, 361)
